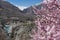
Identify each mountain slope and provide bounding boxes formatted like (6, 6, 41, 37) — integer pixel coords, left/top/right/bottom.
(23, 3, 47, 15)
(0, 1, 24, 18)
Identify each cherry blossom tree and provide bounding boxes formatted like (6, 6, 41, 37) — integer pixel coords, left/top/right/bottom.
(30, 0, 60, 40)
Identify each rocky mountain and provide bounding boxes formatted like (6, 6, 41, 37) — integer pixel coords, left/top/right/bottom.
(0, 1, 35, 40)
(23, 3, 47, 15)
(0, 0, 46, 20)
(0, 0, 35, 22)
(0, 0, 24, 19)
(0, 0, 49, 19)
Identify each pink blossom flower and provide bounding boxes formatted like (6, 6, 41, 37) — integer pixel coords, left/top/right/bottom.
(30, 0, 60, 40)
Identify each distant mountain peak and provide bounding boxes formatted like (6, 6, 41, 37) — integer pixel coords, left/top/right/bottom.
(17, 6, 27, 10)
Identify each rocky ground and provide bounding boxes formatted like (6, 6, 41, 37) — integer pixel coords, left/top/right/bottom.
(0, 20, 35, 40)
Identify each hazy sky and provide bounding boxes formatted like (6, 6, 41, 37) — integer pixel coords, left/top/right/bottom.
(7, 0, 43, 10)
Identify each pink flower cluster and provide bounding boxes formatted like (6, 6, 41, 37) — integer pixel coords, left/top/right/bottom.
(30, 0, 60, 40)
